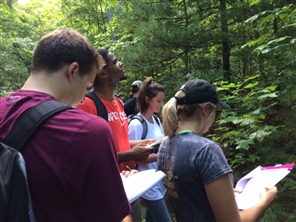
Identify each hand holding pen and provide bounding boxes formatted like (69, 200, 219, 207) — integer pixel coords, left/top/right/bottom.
(121, 165, 138, 177)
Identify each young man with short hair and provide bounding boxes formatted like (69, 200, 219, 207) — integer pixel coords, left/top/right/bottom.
(77, 49, 154, 171)
(124, 80, 143, 117)
(77, 49, 155, 222)
(0, 30, 131, 221)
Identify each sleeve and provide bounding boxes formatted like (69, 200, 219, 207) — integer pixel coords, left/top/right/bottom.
(128, 118, 144, 140)
(195, 142, 233, 185)
(157, 136, 170, 171)
(76, 97, 97, 115)
(72, 117, 131, 221)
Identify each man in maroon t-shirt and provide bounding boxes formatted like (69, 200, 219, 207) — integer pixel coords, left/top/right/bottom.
(0, 30, 131, 221)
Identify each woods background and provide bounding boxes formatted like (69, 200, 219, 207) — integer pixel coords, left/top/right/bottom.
(1, 0, 295, 220)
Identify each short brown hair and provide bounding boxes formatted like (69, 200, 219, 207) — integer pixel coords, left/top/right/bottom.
(31, 29, 99, 76)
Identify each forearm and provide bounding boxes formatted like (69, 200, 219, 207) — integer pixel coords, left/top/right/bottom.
(121, 214, 132, 222)
(239, 186, 277, 222)
(135, 155, 157, 164)
(117, 151, 132, 163)
(129, 139, 155, 148)
(129, 140, 142, 148)
(118, 144, 154, 162)
(239, 202, 268, 222)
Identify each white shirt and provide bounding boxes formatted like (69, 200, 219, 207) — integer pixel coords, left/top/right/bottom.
(128, 114, 166, 200)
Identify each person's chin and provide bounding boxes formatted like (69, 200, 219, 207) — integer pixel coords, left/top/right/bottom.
(120, 75, 128, 81)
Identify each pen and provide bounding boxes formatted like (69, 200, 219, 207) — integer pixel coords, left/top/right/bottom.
(126, 165, 132, 171)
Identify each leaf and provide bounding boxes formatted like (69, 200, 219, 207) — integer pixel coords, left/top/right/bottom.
(220, 116, 241, 125)
(263, 86, 277, 91)
(219, 83, 236, 89)
(267, 36, 289, 45)
(245, 74, 260, 81)
(235, 139, 254, 150)
(283, 24, 296, 29)
(242, 38, 267, 49)
(260, 14, 274, 26)
(251, 108, 261, 115)
(258, 92, 278, 100)
(245, 14, 259, 23)
(250, 130, 272, 142)
(252, 44, 268, 53)
(278, 13, 288, 20)
(243, 82, 258, 89)
(249, 0, 261, 6)
(240, 118, 255, 126)
(248, 154, 260, 163)
(262, 48, 271, 54)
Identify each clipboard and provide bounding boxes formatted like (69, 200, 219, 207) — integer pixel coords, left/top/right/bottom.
(234, 163, 294, 210)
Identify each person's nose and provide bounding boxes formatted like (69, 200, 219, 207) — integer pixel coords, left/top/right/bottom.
(118, 61, 123, 67)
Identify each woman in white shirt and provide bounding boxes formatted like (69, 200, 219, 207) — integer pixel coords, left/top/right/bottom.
(128, 78, 171, 222)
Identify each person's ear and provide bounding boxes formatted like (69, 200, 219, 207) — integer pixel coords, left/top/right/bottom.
(204, 107, 215, 118)
(67, 62, 79, 82)
(99, 68, 108, 78)
(200, 106, 208, 116)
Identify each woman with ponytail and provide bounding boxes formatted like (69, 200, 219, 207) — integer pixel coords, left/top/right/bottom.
(158, 79, 278, 222)
(128, 78, 171, 222)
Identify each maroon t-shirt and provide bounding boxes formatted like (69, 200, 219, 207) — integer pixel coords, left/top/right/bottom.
(0, 90, 131, 221)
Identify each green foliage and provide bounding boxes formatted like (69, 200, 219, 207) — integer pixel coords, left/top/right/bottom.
(1, 0, 296, 220)
(208, 75, 279, 167)
(209, 74, 296, 220)
(0, 0, 65, 96)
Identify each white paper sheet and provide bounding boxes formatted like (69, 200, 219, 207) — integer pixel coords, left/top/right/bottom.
(235, 164, 293, 210)
(121, 169, 165, 203)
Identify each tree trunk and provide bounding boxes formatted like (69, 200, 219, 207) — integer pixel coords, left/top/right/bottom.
(100, 0, 107, 33)
(182, 0, 189, 70)
(220, 0, 231, 82)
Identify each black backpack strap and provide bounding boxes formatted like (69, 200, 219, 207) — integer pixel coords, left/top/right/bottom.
(85, 91, 108, 121)
(128, 115, 148, 140)
(2, 100, 73, 151)
(152, 114, 161, 127)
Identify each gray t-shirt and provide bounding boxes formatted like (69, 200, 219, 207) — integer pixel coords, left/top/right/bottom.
(158, 132, 233, 222)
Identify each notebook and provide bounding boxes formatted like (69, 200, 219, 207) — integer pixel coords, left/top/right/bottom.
(121, 169, 166, 203)
(234, 163, 294, 210)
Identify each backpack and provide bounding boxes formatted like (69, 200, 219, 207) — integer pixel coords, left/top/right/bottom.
(85, 91, 123, 122)
(127, 114, 161, 140)
(0, 100, 72, 222)
(85, 91, 160, 139)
